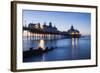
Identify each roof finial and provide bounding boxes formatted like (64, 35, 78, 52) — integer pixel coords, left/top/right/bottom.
(71, 25, 74, 30)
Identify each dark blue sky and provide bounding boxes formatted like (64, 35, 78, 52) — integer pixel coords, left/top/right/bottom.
(23, 10, 91, 35)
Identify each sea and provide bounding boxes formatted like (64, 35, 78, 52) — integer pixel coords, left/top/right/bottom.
(23, 36, 91, 62)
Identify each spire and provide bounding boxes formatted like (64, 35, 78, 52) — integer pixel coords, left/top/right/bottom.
(44, 22, 46, 25)
(71, 25, 74, 30)
(43, 22, 46, 27)
(49, 22, 52, 27)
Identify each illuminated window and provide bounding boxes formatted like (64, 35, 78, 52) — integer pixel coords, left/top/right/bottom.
(71, 32, 75, 35)
(75, 32, 79, 35)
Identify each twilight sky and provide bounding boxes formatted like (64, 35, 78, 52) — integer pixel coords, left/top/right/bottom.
(23, 10, 91, 35)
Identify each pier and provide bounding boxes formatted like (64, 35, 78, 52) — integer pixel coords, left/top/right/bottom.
(23, 23, 81, 40)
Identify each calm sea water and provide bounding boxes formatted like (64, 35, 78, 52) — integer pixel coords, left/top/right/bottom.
(23, 36, 91, 62)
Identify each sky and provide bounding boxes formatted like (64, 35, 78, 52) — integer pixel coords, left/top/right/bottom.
(23, 10, 91, 35)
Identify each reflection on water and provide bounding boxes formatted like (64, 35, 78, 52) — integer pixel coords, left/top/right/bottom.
(39, 39, 46, 61)
(23, 36, 91, 62)
(71, 38, 78, 59)
(72, 38, 75, 48)
(71, 38, 78, 49)
(42, 53, 45, 61)
(39, 39, 45, 50)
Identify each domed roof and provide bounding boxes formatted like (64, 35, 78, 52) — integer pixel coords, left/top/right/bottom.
(67, 25, 80, 33)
